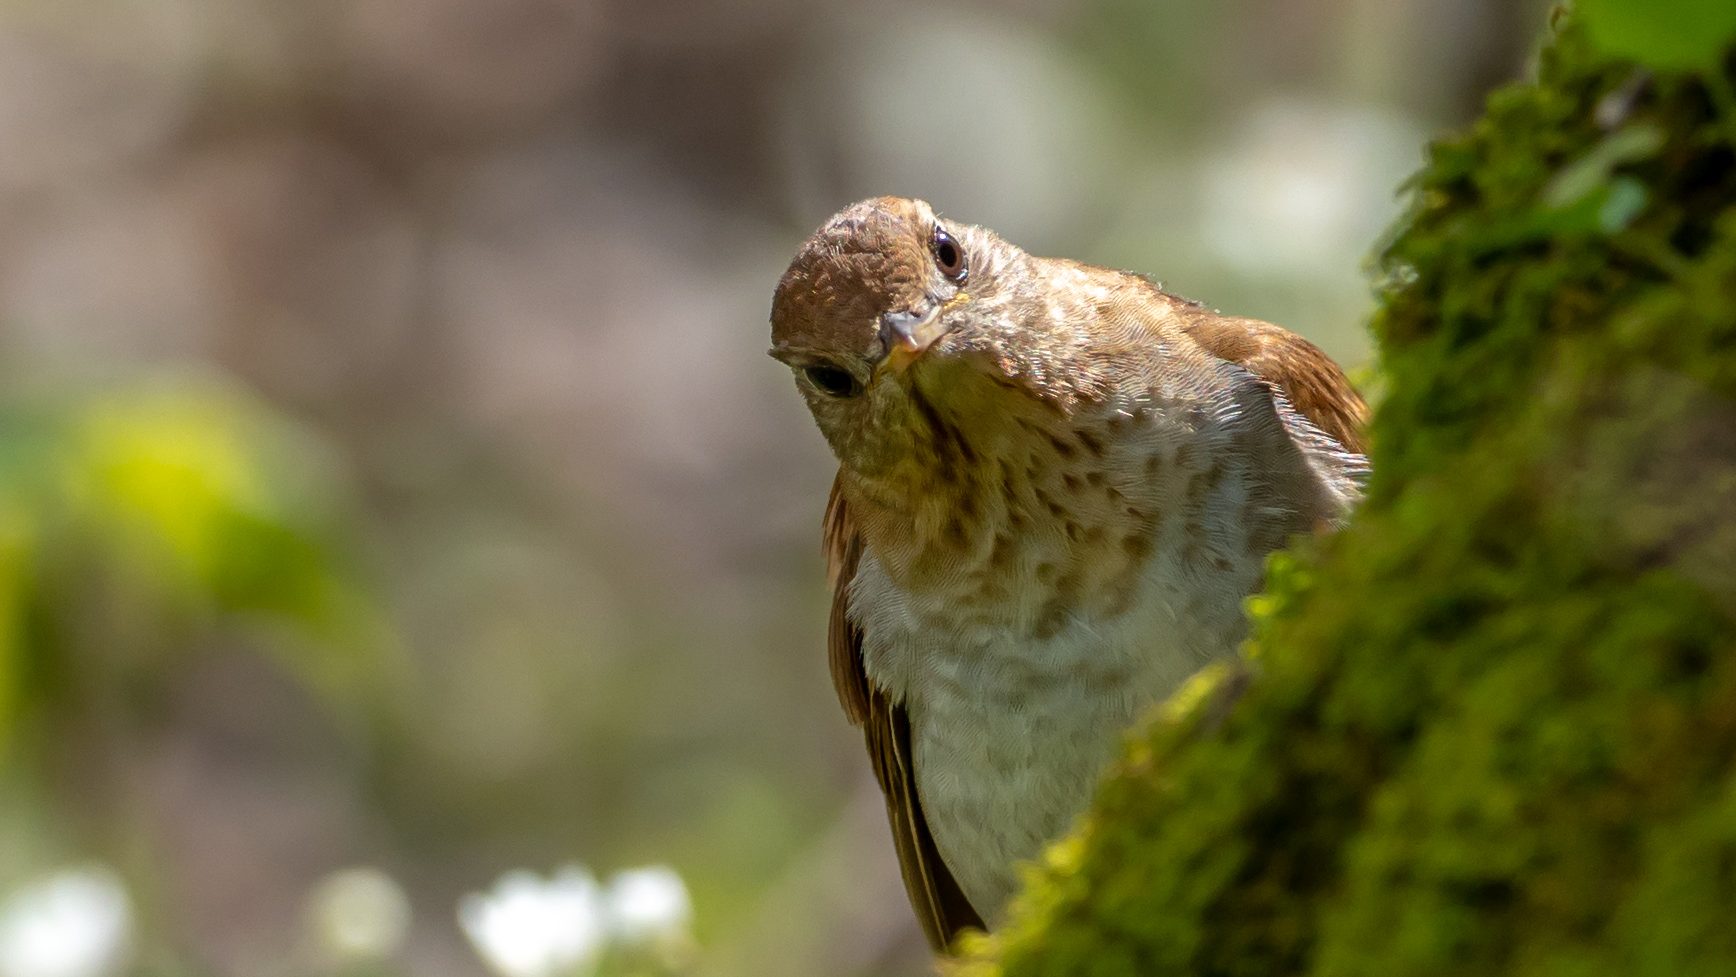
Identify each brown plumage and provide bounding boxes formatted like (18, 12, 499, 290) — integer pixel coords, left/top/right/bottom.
(1179, 312, 1368, 453)
(773, 198, 1368, 951)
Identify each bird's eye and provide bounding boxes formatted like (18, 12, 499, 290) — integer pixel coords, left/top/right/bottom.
(802, 363, 862, 398)
(931, 226, 967, 282)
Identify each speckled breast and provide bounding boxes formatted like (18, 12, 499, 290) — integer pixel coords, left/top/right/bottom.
(848, 385, 1292, 919)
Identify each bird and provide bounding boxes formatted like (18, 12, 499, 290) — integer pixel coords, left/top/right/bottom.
(768, 197, 1369, 951)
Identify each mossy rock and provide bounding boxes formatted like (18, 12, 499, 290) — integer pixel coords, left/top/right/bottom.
(955, 12, 1736, 977)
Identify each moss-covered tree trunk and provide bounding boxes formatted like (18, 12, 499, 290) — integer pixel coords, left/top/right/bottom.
(958, 9, 1736, 976)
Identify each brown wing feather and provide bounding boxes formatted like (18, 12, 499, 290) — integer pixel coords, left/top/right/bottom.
(823, 479, 869, 724)
(824, 475, 985, 951)
(1181, 314, 1369, 454)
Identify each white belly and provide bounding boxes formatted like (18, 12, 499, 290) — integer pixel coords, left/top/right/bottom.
(909, 633, 1204, 919)
(851, 537, 1258, 920)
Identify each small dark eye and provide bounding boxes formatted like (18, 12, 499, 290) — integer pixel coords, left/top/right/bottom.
(931, 226, 967, 281)
(802, 363, 861, 398)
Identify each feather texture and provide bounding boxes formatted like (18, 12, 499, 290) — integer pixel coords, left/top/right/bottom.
(778, 197, 1369, 952)
(824, 479, 984, 950)
(1181, 312, 1369, 453)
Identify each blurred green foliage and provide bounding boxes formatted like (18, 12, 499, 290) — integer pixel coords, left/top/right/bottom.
(0, 379, 388, 761)
(1580, 0, 1736, 69)
(958, 9, 1736, 976)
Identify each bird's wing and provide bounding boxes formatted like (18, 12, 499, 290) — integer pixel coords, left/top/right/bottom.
(824, 476, 985, 951)
(1180, 314, 1369, 453)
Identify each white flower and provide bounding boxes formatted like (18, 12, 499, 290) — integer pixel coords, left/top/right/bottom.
(306, 867, 411, 961)
(603, 866, 691, 946)
(0, 866, 132, 977)
(458, 866, 606, 977)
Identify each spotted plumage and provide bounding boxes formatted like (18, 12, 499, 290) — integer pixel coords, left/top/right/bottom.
(770, 197, 1368, 951)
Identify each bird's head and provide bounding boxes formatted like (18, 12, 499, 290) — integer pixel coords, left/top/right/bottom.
(769, 197, 1049, 481)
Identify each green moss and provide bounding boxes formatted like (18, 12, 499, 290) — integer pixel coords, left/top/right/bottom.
(956, 14, 1736, 977)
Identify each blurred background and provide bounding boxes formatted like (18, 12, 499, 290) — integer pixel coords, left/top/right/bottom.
(0, 0, 1548, 974)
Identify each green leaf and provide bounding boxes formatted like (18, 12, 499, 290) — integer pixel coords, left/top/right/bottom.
(1579, 0, 1736, 69)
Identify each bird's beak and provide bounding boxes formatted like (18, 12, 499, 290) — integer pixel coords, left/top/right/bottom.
(877, 293, 968, 375)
